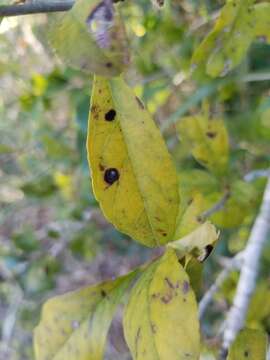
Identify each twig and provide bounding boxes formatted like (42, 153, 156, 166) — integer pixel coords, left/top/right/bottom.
(221, 174, 270, 357)
(244, 169, 270, 182)
(199, 252, 244, 319)
(199, 190, 230, 221)
(242, 72, 270, 83)
(0, 1, 74, 17)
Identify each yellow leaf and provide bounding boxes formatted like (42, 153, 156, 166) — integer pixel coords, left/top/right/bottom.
(169, 222, 219, 261)
(227, 328, 267, 360)
(48, 0, 129, 76)
(124, 249, 200, 360)
(34, 270, 138, 360)
(177, 113, 229, 176)
(87, 76, 179, 247)
(174, 192, 207, 239)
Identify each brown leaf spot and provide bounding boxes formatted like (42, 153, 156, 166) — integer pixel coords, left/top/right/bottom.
(196, 215, 204, 224)
(182, 281, 189, 294)
(135, 96, 145, 109)
(164, 277, 174, 289)
(99, 163, 105, 171)
(244, 350, 249, 357)
(151, 322, 157, 334)
(161, 293, 173, 304)
(151, 292, 160, 299)
(206, 131, 217, 139)
(105, 62, 113, 68)
(101, 289, 107, 298)
(157, 228, 167, 237)
(135, 327, 141, 356)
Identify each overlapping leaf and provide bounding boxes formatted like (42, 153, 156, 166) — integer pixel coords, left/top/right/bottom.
(87, 76, 179, 247)
(123, 249, 200, 360)
(227, 328, 267, 360)
(48, 0, 129, 76)
(34, 270, 138, 360)
(191, 0, 259, 77)
(170, 222, 219, 262)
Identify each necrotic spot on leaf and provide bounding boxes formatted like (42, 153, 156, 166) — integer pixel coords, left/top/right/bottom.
(104, 168, 120, 184)
(101, 289, 107, 297)
(105, 109, 116, 121)
(182, 281, 189, 294)
(206, 131, 217, 138)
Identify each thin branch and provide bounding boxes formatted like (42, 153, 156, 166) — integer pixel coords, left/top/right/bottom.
(199, 190, 230, 222)
(221, 173, 270, 357)
(0, 1, 74, 17)
(199, 252, 244, 319)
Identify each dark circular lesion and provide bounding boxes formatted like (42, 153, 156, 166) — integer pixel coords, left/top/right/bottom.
(105, 109, 116, 121)
(104, 168, 120, 184)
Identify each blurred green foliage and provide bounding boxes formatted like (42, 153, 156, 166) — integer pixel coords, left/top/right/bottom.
(0, 0, 269, 358)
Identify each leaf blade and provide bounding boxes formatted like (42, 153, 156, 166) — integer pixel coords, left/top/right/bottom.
(87, 76, 180, 247)
(34, 270, 138, 360)
(124, 249, 200, 360)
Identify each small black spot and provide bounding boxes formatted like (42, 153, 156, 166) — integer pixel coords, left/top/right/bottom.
(105, 62, 113, 68)
(104, 168, 120, 184)
(244, 350, 249, 357)
(105, 109, 116, 121)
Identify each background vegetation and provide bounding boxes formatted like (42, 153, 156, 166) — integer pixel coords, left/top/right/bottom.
(0, 0, 269, 359)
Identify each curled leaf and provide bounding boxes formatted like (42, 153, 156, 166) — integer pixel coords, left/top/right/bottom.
(169, 221, 219, 261)
(48, 0, 129, 76)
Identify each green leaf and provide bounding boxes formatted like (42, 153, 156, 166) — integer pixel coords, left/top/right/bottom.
(227, 328, 267, 360)
(184, 258, 203, 299)
(169, 222, 219, 261)
(209, 180, 259, 228)
(87, 76, 179, 247)
(34, 270, 138, 360)
(191, 0, 256, 77)
(48, 0, 129, 76)
(123, 249, 200, 360)
(177, 111, 229, 176)
(253, 3, 270, 42)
